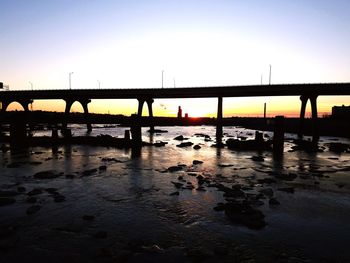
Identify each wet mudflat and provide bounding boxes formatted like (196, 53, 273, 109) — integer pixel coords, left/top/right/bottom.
(1, 126, 350, 263)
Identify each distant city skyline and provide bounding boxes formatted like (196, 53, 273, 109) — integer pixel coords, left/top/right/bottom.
(1, 0, 349, 116)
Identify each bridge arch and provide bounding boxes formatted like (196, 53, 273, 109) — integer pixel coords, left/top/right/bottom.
(137, 98, 154, 132)
(0, 100, 33, 112)
(63, 99, 92, 132)
(298, 95, 318, 141)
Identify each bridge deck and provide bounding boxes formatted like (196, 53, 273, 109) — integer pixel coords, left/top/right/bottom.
(1, 83, 350, 100)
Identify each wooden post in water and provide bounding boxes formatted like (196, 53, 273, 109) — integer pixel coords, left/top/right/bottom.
(130, 114, 142, 146)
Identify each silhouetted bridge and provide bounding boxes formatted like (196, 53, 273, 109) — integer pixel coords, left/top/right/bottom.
(1, 83, 350, 139)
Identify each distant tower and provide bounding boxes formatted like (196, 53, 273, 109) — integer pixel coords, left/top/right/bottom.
(177, 106, 182, 118)
(184, 113, 189, 118)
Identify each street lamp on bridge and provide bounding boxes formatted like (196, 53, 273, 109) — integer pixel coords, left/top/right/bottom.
(69, 72, 74, 90)
(29, 81, 33, 90)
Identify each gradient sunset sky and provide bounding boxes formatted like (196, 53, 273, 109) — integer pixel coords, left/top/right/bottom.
(1, 0, 349, 117)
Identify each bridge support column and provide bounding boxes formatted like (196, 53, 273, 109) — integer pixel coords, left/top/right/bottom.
(146, 99, 154, 133)
(63, 99, 74, 130)
(216, 96, 223, 141)
(80, 99, 92, 132)
(298, 95, 319, 142)
(298, 95, 308, 139)
(310, 95, 319, 142)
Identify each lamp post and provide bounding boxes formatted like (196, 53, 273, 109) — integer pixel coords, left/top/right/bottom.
(173, 78, 176, 88)
(161, 70, 164, 88)
(97, 80, 101, 89)
(29, 81, 33, 90)
(69, 72, 74, 90)
(269, 65, 272, 85)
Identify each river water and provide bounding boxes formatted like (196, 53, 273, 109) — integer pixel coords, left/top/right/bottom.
(1, 125, 350, 262)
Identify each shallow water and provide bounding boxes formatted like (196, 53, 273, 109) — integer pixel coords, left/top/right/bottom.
(1, 125, 350, 262)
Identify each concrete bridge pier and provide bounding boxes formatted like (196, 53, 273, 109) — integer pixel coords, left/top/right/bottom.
(216, 96, 223, 141)
(137, 98, 154, 133)
(81, 99, 92, 132)
(298, 95, 319, 141)
(63, 99, 92, 132)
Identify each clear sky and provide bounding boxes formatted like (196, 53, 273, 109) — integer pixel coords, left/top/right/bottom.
(1, 0, 349, 117)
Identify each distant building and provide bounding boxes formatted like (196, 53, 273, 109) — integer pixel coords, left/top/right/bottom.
(177, 106, 182, 118)
(184, 113, 189, 118)
(332, 105, 350, 119)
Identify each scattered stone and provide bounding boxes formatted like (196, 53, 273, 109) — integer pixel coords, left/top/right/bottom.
(168, 166, 183, 172)
(213, 203, 226, 211)
(17, 186, 26, 193)
(82, 215, 95, 221)
(223, 201, 266, 229)
(218, 164, 234, 167)
(278, 187, 295, 193)
(154, 141, 167, 147)
(33, 170, 59, 179)
(0, 197, 16, 206)
(26, 205, 41, 215)
(65, 174, 75, 179)
(257, 178, 277, 184)
(82, 168, 98, 176)
(193, 145, 201, 150)
(99, 165, 107, 171)
(27, 188, 43, 196)
(45, 188, 58, 194)
(176, 142, 193, 147)
(251, 156, 264, 162)
(193, 160, 203, 165)
(174, 135, 187, 141)
(269, 198, 280, 205)
(188, 172, 198, 176)
(171, 182, 184, 189)
(329, 143, 350, 153)
(169, 191, 180, 196)
(178, 175, 184, 181)
(259, 188, 274, 197)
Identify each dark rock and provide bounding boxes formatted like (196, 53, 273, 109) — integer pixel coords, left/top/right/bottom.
(154, 141, 167, 147)
(171, 182, 184, 189)
(193, 145, 201, 150)
(196, 186, 206, 191)
(45, 188, 58, 194)
(0, 197, 16, 206)
(17, 186, 26, 193)
(178, 175, 184, 181)
(168, 166, 183, 172)
(65, 174, 75, 179)
(259, 188, 274, 197)
(257, 178, 277, 184)
(101, 157, 123, 163)
(193, 160, 203, 165)
(169, 191, 180, 196)
(176, 142, 193, 148)
(213, 203, 226, 211)
(82, 215, 95, 221)
(269, 198, 280, 205)
(224, 201, 266, 229)
(277, 187, 295, 193)
(82, 168, 98, 176)
(33, 170, 59, 179)
(27, 188, 43, 196)
(26, 196, 37, 203)
(329, 142, 350, 153)
(251, 156, 264, 162)
(26, 205, 41, 215)
(99, 165, 107, 171)
(174, 135, 187, 141)
(29, 161, 42, 165)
